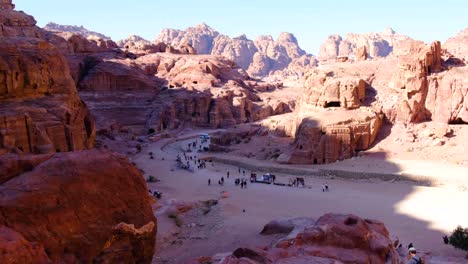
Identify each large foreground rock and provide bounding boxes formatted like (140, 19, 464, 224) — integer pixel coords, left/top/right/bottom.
(0, 149, 157, 264)
(211, 214, 400, 264)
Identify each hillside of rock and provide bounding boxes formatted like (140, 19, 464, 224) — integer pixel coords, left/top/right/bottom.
(154, 23, 315, 78)
(318, 27, 413, 61)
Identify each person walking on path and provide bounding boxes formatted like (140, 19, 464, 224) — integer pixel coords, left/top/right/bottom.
(208, 179, 211, 185)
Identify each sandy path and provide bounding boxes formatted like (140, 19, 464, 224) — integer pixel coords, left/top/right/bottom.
(133, 131, 468, 263)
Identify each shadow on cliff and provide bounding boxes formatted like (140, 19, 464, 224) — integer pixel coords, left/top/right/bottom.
(225, 115, 463, 258)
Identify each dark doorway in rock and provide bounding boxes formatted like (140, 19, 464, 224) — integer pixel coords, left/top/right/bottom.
(313, 158, 317, 164)
(324, 101, 341, 108)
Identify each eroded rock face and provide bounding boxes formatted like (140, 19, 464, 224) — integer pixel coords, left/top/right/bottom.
(303, 70, 366, 109)
(0, 225, 50, 264)
(0, 5, 95, 155)
(44, 22, 111, 40)
(0, 149, 157, 264)
(273, 108, 382, 164)
(425, 66, 468, 123)
(444, 28, 468, 62)
(156, 23, 219, 54)
(202, 214, 400, 264)
(318, 27, 413, 61)
(390, 41, 442, 123)
(156, 24, 315, 77)
(211, 34, 258, 70)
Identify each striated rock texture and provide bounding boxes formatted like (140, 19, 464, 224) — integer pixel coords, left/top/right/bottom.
(318, 27, 413, 61)
(0, 3, 95, 154)
(201, 213, 401, 264)
(155, 23, 315, 78)
(0, 149, 157, 264)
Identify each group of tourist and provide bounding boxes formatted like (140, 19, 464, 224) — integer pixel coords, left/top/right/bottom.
(322, 183, 330, 192)
(395, 242, 424, 264)
(235, 178, 248, 188)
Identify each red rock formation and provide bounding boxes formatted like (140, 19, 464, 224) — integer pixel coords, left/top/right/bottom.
(425, 66, 468, 123)
(273, 109, 382, 164)
(0, 225, 50, 264)
(303, 70, 366, 109)
(0, 4, 95, 155)
(318, 27, 413, 61)
(355, 46, 368, 61)
(199, 214, 400, 264)
(0, 149, 157, 264)
(443, 28, 468, 62)
(44, 22, 111, 40)
(155, 24, 315, 77)
(390, 41, 442, 123)
(0, 0, 14, 9)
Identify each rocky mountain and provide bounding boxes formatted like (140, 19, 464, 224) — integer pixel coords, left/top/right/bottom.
(154, 23, 316, 78)
(318, 27, 413, 61)
(44, 22, 110, 40)
(444, 28, 468, 61)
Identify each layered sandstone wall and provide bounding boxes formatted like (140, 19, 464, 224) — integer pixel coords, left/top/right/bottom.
(0, 3, 95, 154)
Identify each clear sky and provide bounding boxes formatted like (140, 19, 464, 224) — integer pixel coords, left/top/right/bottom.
(15, 0, 467, 54)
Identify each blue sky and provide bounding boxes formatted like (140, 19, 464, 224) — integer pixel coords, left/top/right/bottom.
(15, 0, 467, 54)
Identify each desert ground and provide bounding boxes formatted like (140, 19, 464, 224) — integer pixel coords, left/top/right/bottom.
(131, 126, 468, 264)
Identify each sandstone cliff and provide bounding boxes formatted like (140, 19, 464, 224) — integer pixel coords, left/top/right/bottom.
(318, 27, 413, 61)
(0, 3, 157, 263)
(0, 2, 95, 155)
(443, 28, 468, 62)
(155, 23, 316, 78)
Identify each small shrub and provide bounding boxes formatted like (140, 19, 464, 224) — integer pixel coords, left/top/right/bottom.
(148, 128, 156, 134)
(449, 226, 468, 252)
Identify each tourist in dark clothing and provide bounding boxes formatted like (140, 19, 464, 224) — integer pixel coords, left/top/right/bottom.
(407, 247, 423, 264)
(208, 179, 211, 185)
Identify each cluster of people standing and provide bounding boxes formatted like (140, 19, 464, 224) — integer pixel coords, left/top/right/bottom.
(322, 183, 330, 192)
(235, 178, 248, 188)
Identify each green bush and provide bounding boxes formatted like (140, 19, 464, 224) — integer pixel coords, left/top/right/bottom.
(449, 226, 468, 251)
(148, 128, 156, 134)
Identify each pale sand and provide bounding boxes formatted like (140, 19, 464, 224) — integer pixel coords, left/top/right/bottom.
(132, 129, 468, 263)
